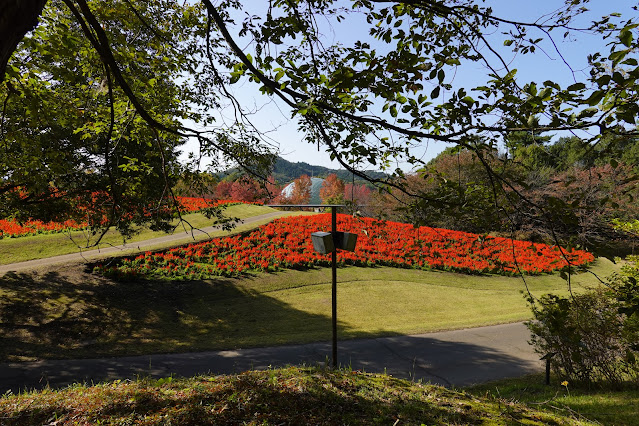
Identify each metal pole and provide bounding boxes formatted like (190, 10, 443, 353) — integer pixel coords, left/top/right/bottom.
(331, 206, 338, 368)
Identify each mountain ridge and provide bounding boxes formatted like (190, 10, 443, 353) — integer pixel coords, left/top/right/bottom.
(221, 156, 387, 185)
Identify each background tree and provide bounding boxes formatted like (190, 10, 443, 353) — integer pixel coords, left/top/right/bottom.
(265, 176, 283, 203)
(173, 172, 219, 199)
(283, 175, 312, 205)
(320, 174, 345, 205)
(370, 145, 516, 234)
(229, 177, 272, 203)
(214, 181, 234, 200)
(517, 163, 639, 250)
(0, 0, 202, 240)
(344, 182, 372, 212)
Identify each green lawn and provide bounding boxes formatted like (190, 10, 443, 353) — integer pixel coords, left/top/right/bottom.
(0, 204, 287, 265)
(465, 373, 639, 425)
(0, 258, 620, 362)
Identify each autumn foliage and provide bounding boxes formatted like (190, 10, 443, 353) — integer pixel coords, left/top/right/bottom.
(319, 174, 345, 204)
(278, 174, 312, 204)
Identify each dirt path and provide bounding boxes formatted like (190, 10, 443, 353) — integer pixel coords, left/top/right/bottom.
(0, 211, 286, 274)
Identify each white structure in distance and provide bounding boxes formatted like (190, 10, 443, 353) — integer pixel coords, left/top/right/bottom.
(280, 177, 325, 204)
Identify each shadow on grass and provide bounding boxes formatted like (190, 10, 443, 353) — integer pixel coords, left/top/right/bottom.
(0, 268, 541, 394)
(0, 268, 381, 362)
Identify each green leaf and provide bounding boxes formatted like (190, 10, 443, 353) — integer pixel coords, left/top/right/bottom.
(229, 71, 241, 84)
(538, 87, 551, 100)
(585, 90, 605, 106)
(595, 75, 611, 87)
(431, 86, 440, 99)
(617, 109, 636, 124)
(609, 50, 628, 65)
(577, 108, 598, 119)
(620, 30, 633, 47)
(567, 83, 586, 92)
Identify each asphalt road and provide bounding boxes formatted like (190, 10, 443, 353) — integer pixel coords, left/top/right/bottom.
(0, 322, 542, 393)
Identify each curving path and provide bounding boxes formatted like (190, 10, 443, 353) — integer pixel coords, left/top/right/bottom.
(0, 211, 286, 274)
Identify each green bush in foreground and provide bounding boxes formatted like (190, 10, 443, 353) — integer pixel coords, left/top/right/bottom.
(526, 256, 639, 387)
(0, 367, 588, 425)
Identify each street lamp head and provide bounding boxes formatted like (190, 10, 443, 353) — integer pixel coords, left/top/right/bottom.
(311, 231, 358, 253)
(335, 232, 358, 252)
(311, 231, 334, 254)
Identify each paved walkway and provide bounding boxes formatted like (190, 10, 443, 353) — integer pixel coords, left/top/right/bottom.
(0, 322, 542, 393)
(0, 211, 286, 274)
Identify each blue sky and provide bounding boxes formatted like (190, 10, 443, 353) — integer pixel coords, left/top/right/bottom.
(181, 0, 636, 173)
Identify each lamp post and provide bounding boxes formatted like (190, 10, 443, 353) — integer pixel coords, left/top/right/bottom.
(268, 204, 357, 368)
(331, 206, 338, 368)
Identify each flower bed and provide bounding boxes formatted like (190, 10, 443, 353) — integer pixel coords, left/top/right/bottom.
(0, 198, 254, 239)
(95, 214, 594, 280)
(0, 218, 88, 239)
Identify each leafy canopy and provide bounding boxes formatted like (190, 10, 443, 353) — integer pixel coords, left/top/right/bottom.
(1, 0, 638, 240)
(0, 0, 275, 241)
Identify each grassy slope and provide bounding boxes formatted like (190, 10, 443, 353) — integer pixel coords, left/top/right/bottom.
(0, 258, 619, 362)
(0, 205, 286, 265)
(258, 262, 617, 337)
(466, 374, 639, 426)
(0, 367, 594, 425)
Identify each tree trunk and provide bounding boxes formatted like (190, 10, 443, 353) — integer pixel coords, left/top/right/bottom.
(0, 0, 48, 82)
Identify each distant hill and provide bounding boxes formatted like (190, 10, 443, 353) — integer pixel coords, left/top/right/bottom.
(220, 156, 387, 185)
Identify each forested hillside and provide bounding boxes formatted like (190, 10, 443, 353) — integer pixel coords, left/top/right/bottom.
(220, 157, 386, 185)
(371, 133, 639, 255)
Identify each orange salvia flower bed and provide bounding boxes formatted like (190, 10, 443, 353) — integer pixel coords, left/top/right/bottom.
(0, 198, 258, 239)
(96, 214, 594, 279)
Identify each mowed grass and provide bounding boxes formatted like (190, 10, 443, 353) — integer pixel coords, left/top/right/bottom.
(0, 257, 620, 362)
(0, 367, 594, 426)
(465, 373, 639, 425)
(247, 259, 618, 337)
(0, 204, 290, 265)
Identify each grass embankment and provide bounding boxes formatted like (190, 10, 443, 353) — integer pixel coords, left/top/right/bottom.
(466, 374, 639, 425)
(0, 366, 595, 425)
(0, 205, 292, 265)
(0, 258, 619, 362)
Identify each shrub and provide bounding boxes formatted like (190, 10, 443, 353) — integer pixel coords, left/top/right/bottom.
(614, 258, 639, 355)
(526, 258, 639, 387)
